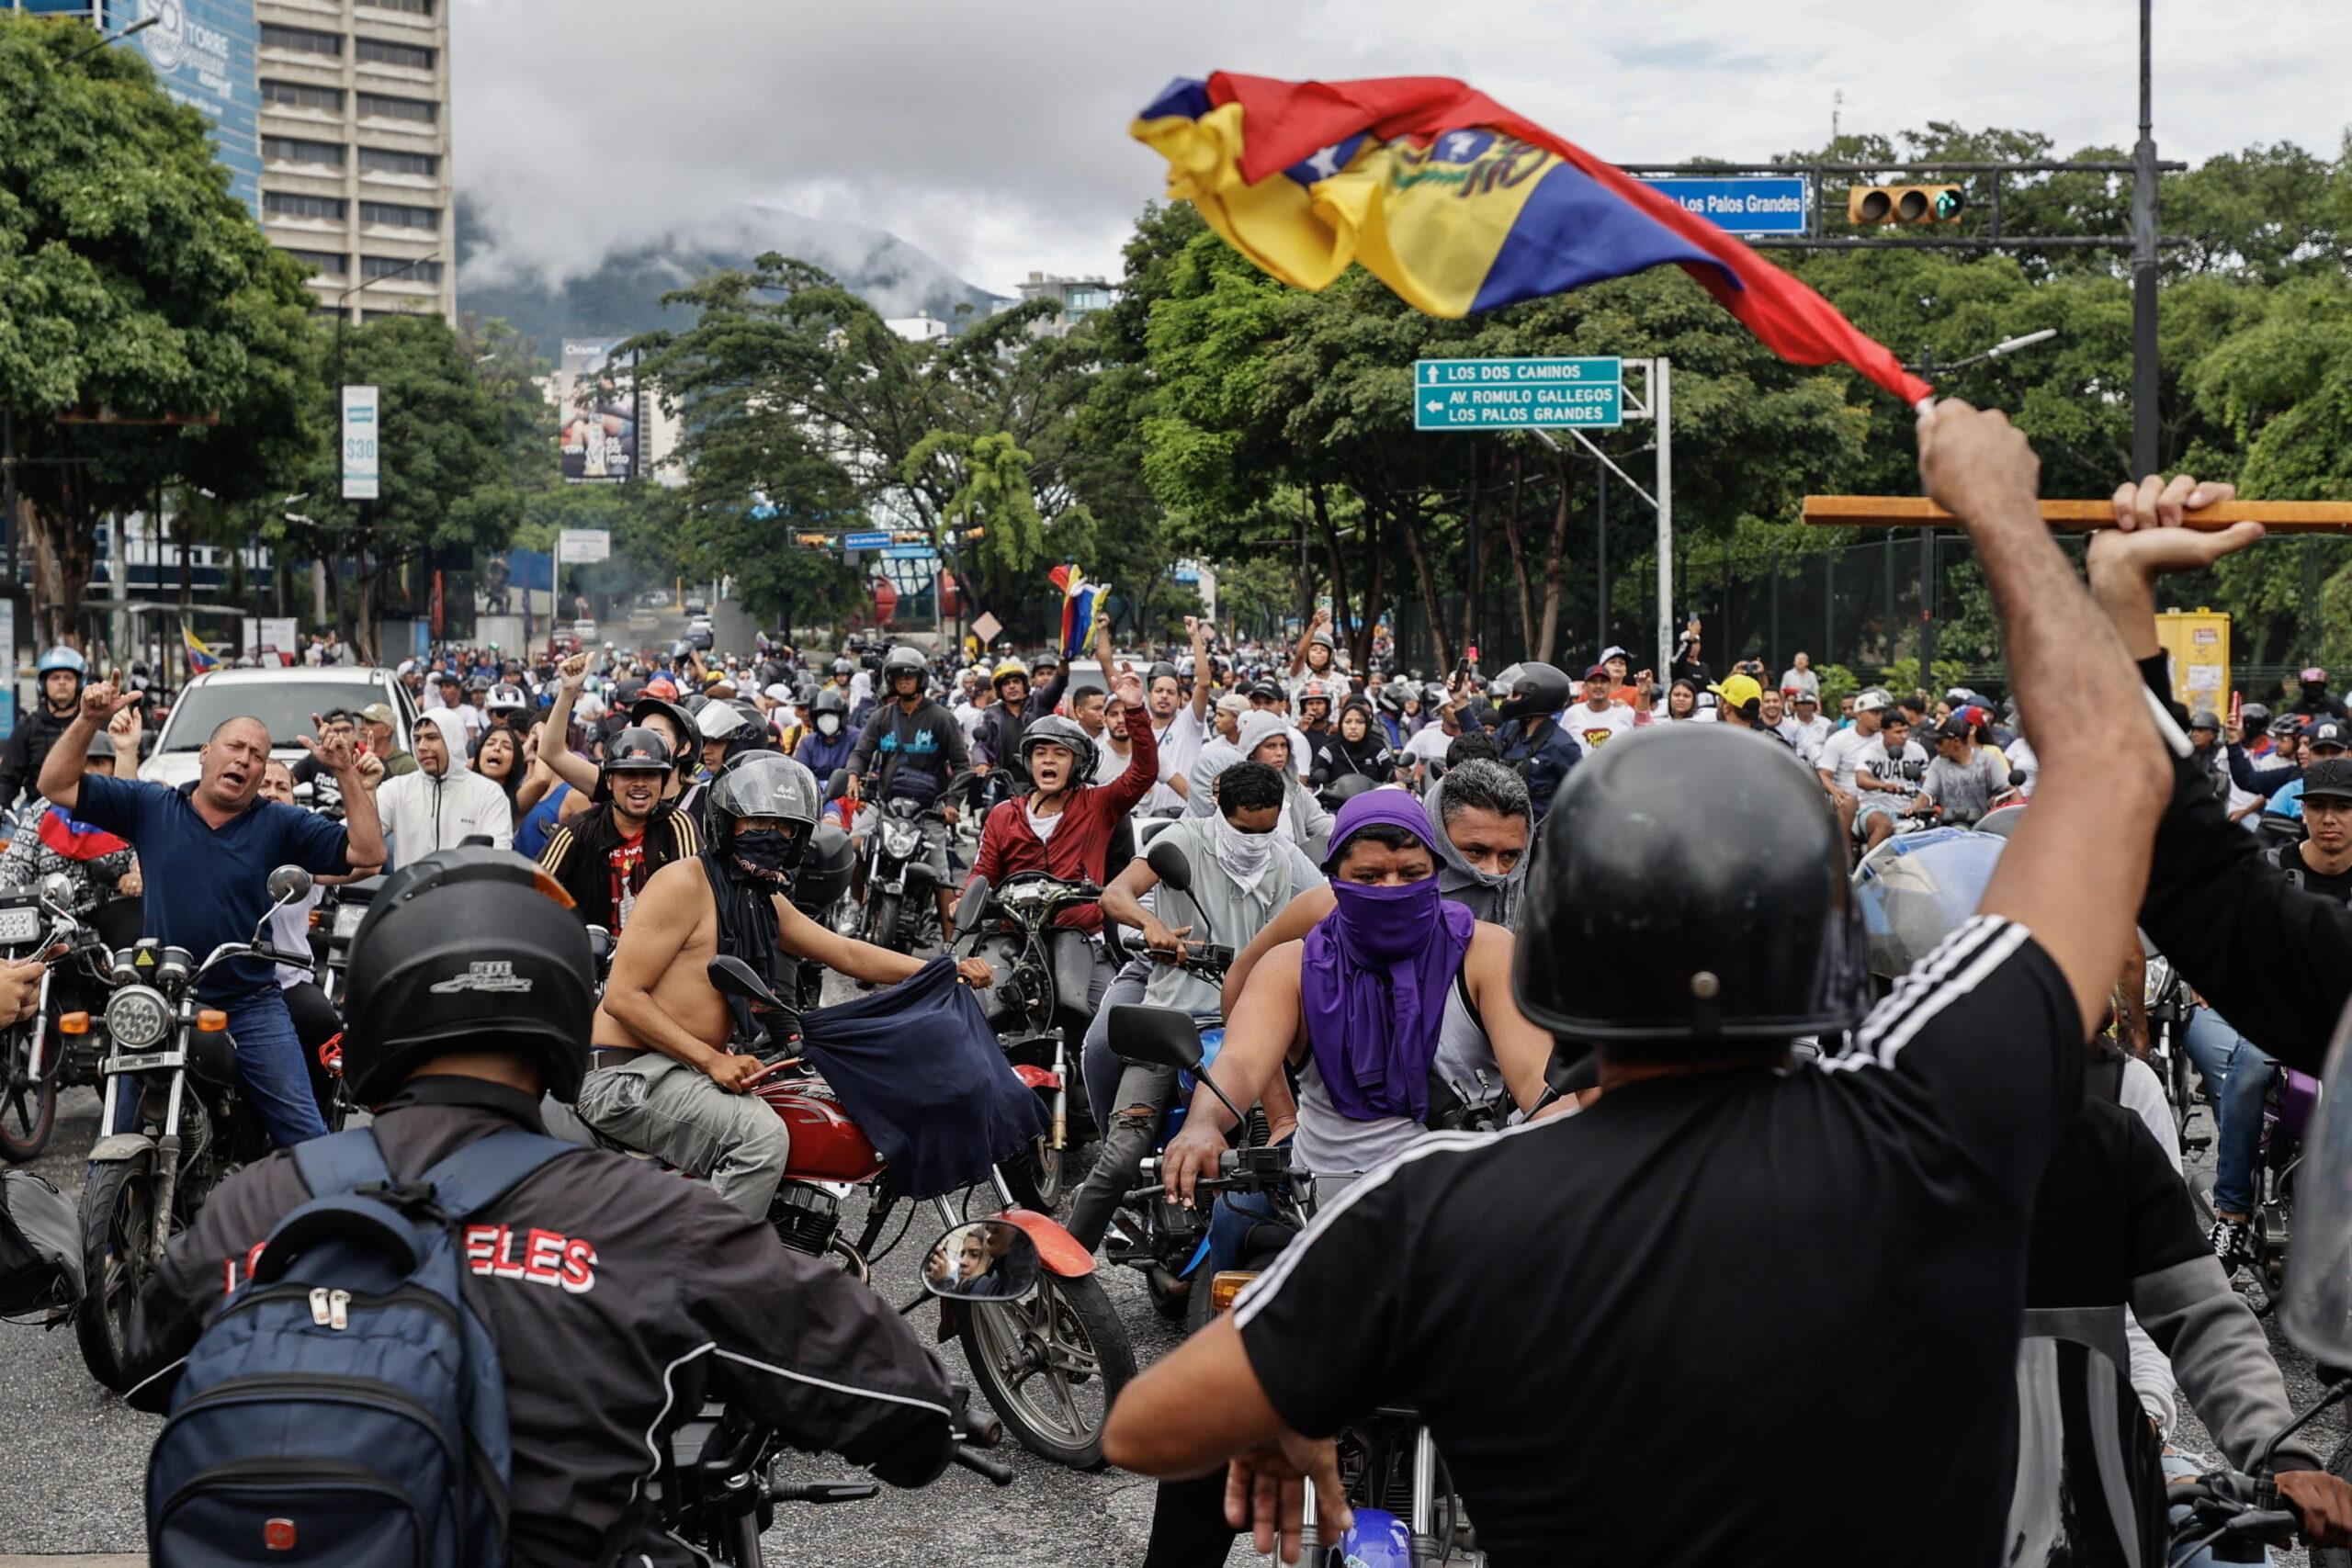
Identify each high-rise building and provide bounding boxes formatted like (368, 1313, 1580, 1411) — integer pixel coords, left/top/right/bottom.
(254, 0, 453, 324)
(1015, 273, 1114, 338)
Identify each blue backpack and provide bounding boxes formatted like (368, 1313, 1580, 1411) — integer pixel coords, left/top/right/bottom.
(146, 1126, 578, 1566)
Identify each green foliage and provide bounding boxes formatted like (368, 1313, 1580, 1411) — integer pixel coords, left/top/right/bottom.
(0, 13, 320, 641)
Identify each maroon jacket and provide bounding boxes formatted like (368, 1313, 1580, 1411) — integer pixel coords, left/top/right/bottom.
(967, 720, 1158, 931)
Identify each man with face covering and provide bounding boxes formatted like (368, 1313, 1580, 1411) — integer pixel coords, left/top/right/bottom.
(1219, 760, 1534, 1026)
(1185, 709, 1329, 851)
(369, 710, 514, 867)
(1159, 790, 1555, 1250)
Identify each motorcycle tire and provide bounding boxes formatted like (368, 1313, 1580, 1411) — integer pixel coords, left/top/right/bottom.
(75, 1148, 158, 1393)
(0, 1018, 58, 1163)
(956, 1269, 1135, 1471)
(865, 891, 903, 954)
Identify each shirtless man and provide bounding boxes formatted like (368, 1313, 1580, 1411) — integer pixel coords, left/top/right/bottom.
(577, 751, 989, 1218)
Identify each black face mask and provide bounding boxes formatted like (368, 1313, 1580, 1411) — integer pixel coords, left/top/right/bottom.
(729, 827, 793, 883)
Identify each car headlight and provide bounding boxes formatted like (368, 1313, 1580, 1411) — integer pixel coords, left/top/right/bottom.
(105, 986, 172, 1051)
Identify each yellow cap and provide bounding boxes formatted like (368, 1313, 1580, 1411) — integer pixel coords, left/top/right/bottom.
(1713, 673, 1763, 711)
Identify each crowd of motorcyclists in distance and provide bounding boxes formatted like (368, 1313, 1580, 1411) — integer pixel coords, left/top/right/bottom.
(22, 413, 2352, 1563)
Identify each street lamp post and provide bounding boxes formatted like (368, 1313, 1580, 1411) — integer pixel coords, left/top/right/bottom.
(1909, 332, 2061, 680)
(56, 13, 155, 66)
(325, 255, 437, 657)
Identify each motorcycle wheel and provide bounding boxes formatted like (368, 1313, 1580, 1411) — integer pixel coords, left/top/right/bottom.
(0, 1017, 57, 1162)
(956, 1270, 1134, 1470)
(866, 890, 902, 953)
(76, 1148, 158, 1393)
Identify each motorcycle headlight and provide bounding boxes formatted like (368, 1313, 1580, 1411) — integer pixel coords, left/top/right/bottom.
(105, 985, 172, 1051)
(333, 902, 368, 940)
(0, 903, 42, 945)
(2143, 954, 2174, 1009)
(882, 824, 919, 857)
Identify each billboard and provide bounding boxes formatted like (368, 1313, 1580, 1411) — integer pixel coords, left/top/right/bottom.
(556, 340, 639, 483)
(23, 2, 261, 214)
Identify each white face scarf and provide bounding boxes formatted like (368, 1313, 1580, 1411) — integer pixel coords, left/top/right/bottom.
(1210, 810, 1278, 894)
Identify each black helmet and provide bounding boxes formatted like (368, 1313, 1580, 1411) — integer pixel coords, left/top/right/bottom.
(2240, 702, 2271, 730)
(602, 727, 674, 773)
(705, 751, 822, 866)
(1495, 661, 1573, 723)
(1017, 714, 1100, 788)
(1146, 660, 1180, 687)
(813, 687, 847, 716)
(628, 695, 699, 768)
(1375, 686, 1406, 716)
(341, 847, 594, 1104)
(1515, 727, 1868, 1045)
(881, 646, 926, 689)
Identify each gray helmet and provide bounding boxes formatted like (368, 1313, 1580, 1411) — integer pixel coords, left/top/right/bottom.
(1017, 714, 1100, 789)
(706, 751, 822, 866)
(881, 646, 927, 688)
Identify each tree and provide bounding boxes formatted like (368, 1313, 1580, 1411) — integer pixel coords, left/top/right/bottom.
(0, 14, 320, 644)
(267, 316, 518, 659)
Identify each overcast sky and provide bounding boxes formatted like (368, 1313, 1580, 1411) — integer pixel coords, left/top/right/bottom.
(451, 0, 2352, 298)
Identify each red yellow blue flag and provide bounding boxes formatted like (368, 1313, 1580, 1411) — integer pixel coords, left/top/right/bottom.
(182, 623, 219, 675)
(1048, 564, 1103, 663)
(1131, 73, 1932, 406)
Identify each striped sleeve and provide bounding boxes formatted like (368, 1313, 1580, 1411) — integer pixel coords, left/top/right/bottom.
(539, 825, 573, 874)
(1829, 914, 2085, 1207)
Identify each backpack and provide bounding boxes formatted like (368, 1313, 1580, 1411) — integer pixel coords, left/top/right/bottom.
(0, 1170, 82, 1321)
(146, 1126, 578, 1566)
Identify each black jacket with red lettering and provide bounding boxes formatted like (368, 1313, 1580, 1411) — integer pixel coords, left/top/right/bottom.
(120, 1077, 958, 1567)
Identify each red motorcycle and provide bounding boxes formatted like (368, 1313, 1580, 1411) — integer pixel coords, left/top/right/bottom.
(701, 955, 1136, 1471)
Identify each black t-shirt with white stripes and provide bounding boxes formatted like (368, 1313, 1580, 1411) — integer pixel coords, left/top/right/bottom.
(1234, 916, 2082, 1568)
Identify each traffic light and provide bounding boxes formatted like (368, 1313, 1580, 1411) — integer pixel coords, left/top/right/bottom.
(793, 533, 831, 549)
(1845, 183, 1964, 226)
(959, 526, 986, 542)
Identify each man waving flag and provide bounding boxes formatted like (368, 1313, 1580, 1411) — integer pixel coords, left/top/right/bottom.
(1131, 73, 1932, 406)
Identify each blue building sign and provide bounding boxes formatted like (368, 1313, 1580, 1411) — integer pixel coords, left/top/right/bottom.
(21, 0, 260, 215)
(1632, 176, 1808, 236)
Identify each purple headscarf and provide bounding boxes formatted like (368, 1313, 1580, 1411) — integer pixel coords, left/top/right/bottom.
(1301, 790, 1476, 1122)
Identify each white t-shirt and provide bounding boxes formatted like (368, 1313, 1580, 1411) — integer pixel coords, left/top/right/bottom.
(1146, 705, 1208, 813)
(1025, 799, 1064, 844)
(1862, 737, 1929, 794)
(1781, 713, 1832, 762)
(1561, 701, 1636, 756)
(2004, 736, 2040, 796)
(1404, 724, 1456, 767)
(1815, 725, 1879, 793)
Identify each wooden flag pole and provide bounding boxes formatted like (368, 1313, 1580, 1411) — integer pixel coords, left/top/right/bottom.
(1803, 496, 2352, 533)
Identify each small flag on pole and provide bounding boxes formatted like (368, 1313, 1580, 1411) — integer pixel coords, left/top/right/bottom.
(182, 624, 219, 675)
(1049, 564, 1106, 663)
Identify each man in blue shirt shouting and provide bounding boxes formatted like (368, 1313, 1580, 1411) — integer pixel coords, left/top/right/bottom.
(40, 676, 385, 1146)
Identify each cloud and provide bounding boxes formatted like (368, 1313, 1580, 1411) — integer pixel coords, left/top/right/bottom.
(452, 0, 2352, 298)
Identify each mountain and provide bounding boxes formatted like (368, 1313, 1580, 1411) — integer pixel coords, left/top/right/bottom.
(453, 197, 1012, 358)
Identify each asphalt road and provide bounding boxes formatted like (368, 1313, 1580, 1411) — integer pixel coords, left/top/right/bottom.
(1, 1033, 2342, 1564)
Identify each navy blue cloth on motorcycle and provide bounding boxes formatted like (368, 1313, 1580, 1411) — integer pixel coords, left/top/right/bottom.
(799, 957, 1045, 1200)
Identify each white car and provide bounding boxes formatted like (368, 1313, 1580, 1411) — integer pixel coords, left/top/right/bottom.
(141, 667, 418, 789)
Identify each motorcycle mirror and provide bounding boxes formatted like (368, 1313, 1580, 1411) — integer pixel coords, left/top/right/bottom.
(920, 1219, 1041, 1303)
(952, 879, 989, 938)
(826, 767, 851, 799)
(266, 865, 314, 907)
(586, 925, 613, 961)
(37, 871, 74, 912)
(2282, 998, 2352, 1364)
(706, 953, 785, 1011)
(1145, 838, 1194, 894)
(1107, 1004, 1204, 1073)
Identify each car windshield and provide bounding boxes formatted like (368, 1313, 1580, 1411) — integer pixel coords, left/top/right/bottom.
(163, 681, 384, 752)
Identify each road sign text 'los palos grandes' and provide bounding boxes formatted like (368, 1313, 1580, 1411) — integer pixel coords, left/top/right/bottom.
(1414, 358, 1623, 431)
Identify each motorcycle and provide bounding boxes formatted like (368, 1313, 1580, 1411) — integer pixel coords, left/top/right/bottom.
(658, 1352, 1014, 1567)
(954, 871, 1112, 1208)
(2142, 944, 2208, 1155)
(0, 874, 115, 1163)
(786, 819, 854, 1011)
(556, 952, 1138, 1471)
(318, 872, 384, 1008)
(2189, 1055, 2321, 1311)
(74, 864, 327, 1390)
(830, 767, 947, 958)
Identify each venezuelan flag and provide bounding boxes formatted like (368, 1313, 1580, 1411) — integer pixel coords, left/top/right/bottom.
(37, 805, 128, 863)
(1049, 564, 1103, 663)
(182, 623, 219, 674)
(1131, 73, 1931, 406)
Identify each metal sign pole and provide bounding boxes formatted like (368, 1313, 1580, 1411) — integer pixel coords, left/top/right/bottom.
(1655, 358, 1673, 687)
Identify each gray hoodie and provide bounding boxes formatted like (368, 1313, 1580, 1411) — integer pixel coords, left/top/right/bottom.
(373, 711, 514, 866)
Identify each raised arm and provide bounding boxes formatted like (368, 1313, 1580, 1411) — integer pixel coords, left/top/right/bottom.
(540, 653, 599, 794)
(40, 679, 138, 814)
(1918, 401, 2170, 1034)
(1187, 617, 1213, 723)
